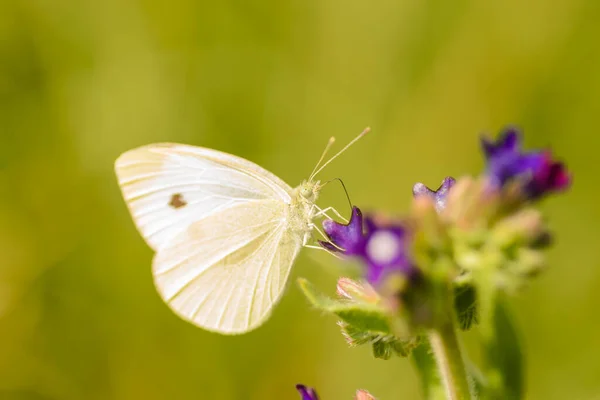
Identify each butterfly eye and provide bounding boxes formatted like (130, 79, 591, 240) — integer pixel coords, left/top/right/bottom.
(300, 186, 314, 200)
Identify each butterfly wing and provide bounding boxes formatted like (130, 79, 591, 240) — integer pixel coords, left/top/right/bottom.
(153, 201, 303, 334)
(115, 143, 301, 333)
(114, 143, 292, 251)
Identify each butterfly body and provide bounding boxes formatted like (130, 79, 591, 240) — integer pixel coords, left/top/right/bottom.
(287, 180, 321, 246)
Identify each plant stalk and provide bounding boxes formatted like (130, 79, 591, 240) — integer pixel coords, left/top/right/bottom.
(428, 323, 473, 400)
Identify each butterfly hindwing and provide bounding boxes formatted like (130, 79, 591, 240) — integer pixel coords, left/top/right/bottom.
(152, 200, 302, 334)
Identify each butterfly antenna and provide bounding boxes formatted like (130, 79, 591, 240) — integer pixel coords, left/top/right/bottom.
(309, 136, 336, 180)
(322, 177, 353, 212)
(309, 126, 370, 181)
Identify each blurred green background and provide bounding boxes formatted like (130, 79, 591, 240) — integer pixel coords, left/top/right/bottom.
(1, 0, 598, 399)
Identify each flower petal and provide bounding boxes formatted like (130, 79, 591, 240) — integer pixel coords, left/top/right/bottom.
(296, 384, 319, 400)
(413, 177, 456, 212)
(320, 207, 366, 255)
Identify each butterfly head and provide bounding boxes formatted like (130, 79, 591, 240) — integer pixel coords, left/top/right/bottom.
(299, 179, 321, 203)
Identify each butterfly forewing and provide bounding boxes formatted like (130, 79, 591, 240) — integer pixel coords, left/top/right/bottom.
(115, 143, 292, 250)
(153, 201, 302, 334)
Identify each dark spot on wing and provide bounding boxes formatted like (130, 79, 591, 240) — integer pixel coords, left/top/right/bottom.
(169, 193, 187, 209)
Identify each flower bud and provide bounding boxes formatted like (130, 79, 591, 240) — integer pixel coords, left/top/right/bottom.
(355, 389, 377, 400)
(336, 278, 380, 304)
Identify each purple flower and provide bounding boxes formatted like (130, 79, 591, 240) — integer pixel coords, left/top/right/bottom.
(321, 207, 367, 256)
(320, 207, 415, 286)
(296, 384, 375, 399)
(296, 384, 319, 400)
(481, 127, 571, 199)
(412, 176, 456, 212)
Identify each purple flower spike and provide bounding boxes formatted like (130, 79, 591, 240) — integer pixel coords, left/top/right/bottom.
(413, 176, 456, 212)
(320, 207, 415, 286)
(296, 384, 319, 400)
(481, 127, 571, 199)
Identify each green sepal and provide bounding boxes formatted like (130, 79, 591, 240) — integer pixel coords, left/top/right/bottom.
(298, 278, 392, 334)
(339, 322, 375, 346)
(340, 322, 418, 359)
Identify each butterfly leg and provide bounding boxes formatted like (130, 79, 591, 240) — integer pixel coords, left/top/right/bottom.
(309, 223, 329, 242)
(304, 244, 343, 259)
(314, 206, 349, 223)
(308, 223, 345, 252)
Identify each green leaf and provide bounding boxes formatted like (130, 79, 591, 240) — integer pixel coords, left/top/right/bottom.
(339, 322, 375, 346)
(341, 323, 417, 359)
(454, 284, 478, 330)
(392, 337, 419, 357)
(330, 303, 392, 333)
(411, 341, 446, 400)
(372, 337, 419, 360)
(482, 300, 524, 400)
(298, 278, 392, 334)
(372, 340, 393, 360)
(299, 278, 418, 359)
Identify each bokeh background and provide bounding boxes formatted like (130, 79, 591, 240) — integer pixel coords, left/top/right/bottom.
(1, 0, 598, 399)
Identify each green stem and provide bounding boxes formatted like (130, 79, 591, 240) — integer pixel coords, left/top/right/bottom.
(428, 323, 473, 400)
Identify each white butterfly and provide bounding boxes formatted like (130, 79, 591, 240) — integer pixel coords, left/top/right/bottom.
(114, 129, 369, 334)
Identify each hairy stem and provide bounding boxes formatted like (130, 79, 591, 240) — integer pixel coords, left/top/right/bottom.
(428, 323, 473, 400)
